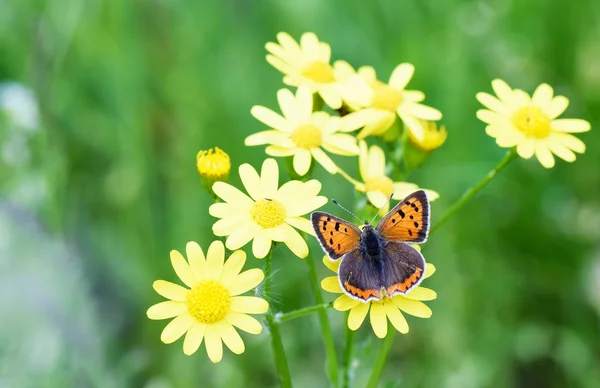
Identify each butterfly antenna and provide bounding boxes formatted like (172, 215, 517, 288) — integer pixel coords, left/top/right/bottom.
(368, 194, 394, 224)
(331, 199, 363, 224)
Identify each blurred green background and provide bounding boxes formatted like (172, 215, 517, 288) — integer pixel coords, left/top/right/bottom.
(1, 0, 599, 387)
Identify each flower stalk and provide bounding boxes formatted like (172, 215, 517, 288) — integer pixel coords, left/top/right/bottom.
(274, 302, 333, 324)
(366, 324, 396, 388)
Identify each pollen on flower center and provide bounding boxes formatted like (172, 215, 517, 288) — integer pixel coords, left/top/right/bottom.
(186, 280, 231, 324)
(291, 124, 323, 149)
(511, 106, 551, 138)
(251, 199, 287, 228)
(301, 61, 335, 83)
(365, 176, 394, 196)
(371, 85, 403, 111)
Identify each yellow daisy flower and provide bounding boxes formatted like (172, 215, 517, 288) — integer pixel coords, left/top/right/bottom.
(265, 32, 351, 109)
(355, 141, 439, 212)
(245, 86, 361, 176)
(340, 64, 442, 140)
(477, 79, 591, 168)
(147, 240, 268, 362)
(209, 158, 327, 259)
(320, 254, 436, 338)
(408, 121, 447, 152)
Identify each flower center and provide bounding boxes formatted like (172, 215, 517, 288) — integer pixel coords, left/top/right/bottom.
(186, 280, 231, 324)
(364, 176, 394, 197)
(511, 106, 551, 139)
(371, 85, 403, 111)
(291, 124, 323, 149)
(251, 199, 287, 228)
(196, 147, 231, 180)
(300, 61, 335, 83)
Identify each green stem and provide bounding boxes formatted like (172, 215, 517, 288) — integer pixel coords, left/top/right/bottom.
(264, 249, 293, 388)
(342, 324, 357, 388)
(275, 302, 333, 323)
(366, 326, 396, 388)
(305, 248, 340, 387)
(430, 148, 517, 235)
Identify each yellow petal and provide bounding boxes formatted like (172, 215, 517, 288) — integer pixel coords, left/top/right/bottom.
(369, 303, 388, 338)
(311, 148, 338, 174)
(293, 149, 312, 176)
(250, 105, 292, 132)
(393, 297, 432, 318)
(239, 163, 263, 201)
(551, 119, 591, 133)
(183, 323, 206, 355)
(531, 83, 553, 111)
(366, 144, 386, 178)
(547, 95, 569, 119)
(321, 276, 342, 293)
(285, 196, 328, 217)
(226, 311, 263, 334)
(280, 224, 309, 258)
(476, 92, 507, 114)
(261, 158, 279, 201)
(278, 88, 300, 122)
(212, 182, 254, 208)
(147, 301, 187, 320)
(170, 250, 197, 288)
(230, 296, 269, 314)
(252, 229, 272, 259)
(348, 302, 370, 330)
(334, 294, 360, 311)
(296, 86, 314, 121)
(216, 320, 245, 355)
(225, 222, 262, 251)
(550, 133, 585, 153)
(160, 312, 194, 344)
(389, 63, 414, 91)
(405, 287, 437, 301)
(220, 250, 247, 287)
(206, 241, 225, 280)
(404, 102, 442, 121)
(547, 139, 577, 163)
(517, 138, 535, 159)
(491, 79, 513, 103)
(384, 303, 409, 334)
(229, 268, 264, 296)
(535, 142, 555, 168)
(153, 280, 188, 302)
(424, 263, 436, 279)
(204, 325, 223, 363)
(322, 255, 340, 273)
(186, 241, 206, 281)
(285, 217, 314, 235)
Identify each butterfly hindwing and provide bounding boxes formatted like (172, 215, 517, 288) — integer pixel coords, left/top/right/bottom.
(376, 190, 430, 243)
(338, 249, 382, 302)
(311, 212, 361, 260)
(379, 241, 426, 297)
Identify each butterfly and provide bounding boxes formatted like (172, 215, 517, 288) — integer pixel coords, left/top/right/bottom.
(311, 190, 430, 303)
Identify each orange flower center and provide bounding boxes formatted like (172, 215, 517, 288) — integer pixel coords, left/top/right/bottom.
(301, 61, 335, 83)
(186, 280, 231, 324)
(511, 106, 551, 138)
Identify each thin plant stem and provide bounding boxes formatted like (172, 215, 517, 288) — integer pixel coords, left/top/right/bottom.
(430, 148, 517, 235)
(264, 248, 293, 388)
(304, 248, 340, 388)
(274, 302, 333, 323)
(366, 325, 396, 388)
(342, 324, 357, 388)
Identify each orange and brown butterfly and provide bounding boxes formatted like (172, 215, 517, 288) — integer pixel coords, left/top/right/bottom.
(311, 190, 430, 303)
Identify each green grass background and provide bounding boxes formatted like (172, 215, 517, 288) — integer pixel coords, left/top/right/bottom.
(1, 0, 599, 387)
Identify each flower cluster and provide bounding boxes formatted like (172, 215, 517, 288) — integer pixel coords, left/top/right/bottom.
(147, 30, 591, 370)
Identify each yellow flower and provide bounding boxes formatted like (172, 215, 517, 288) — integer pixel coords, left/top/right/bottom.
(147, 240, 267, 362)
(320, 254, 436, 338)
(265, 32, 352, 109)
(209, 158, 327, 259)
(409, 121, 447, 152)
(355, 141, 439, 212)
(477, 80, 591, 168)
(196, 147, 231, 182)
(340, 64, 442, 140)
(246, 86, 361, 176)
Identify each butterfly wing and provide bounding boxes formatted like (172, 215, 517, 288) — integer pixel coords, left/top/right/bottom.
(376, 190, 430, 243)
(311, 211, 361, 260)
(338, 249, 383, 302)
(379, 241, 426, 297)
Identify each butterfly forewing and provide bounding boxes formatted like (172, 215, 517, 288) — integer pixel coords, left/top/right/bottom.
(376, 190, 430, 243)
(311, 212, 361, 260)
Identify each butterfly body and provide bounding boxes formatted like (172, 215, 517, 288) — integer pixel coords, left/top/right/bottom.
(311, 190, 430, 303)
